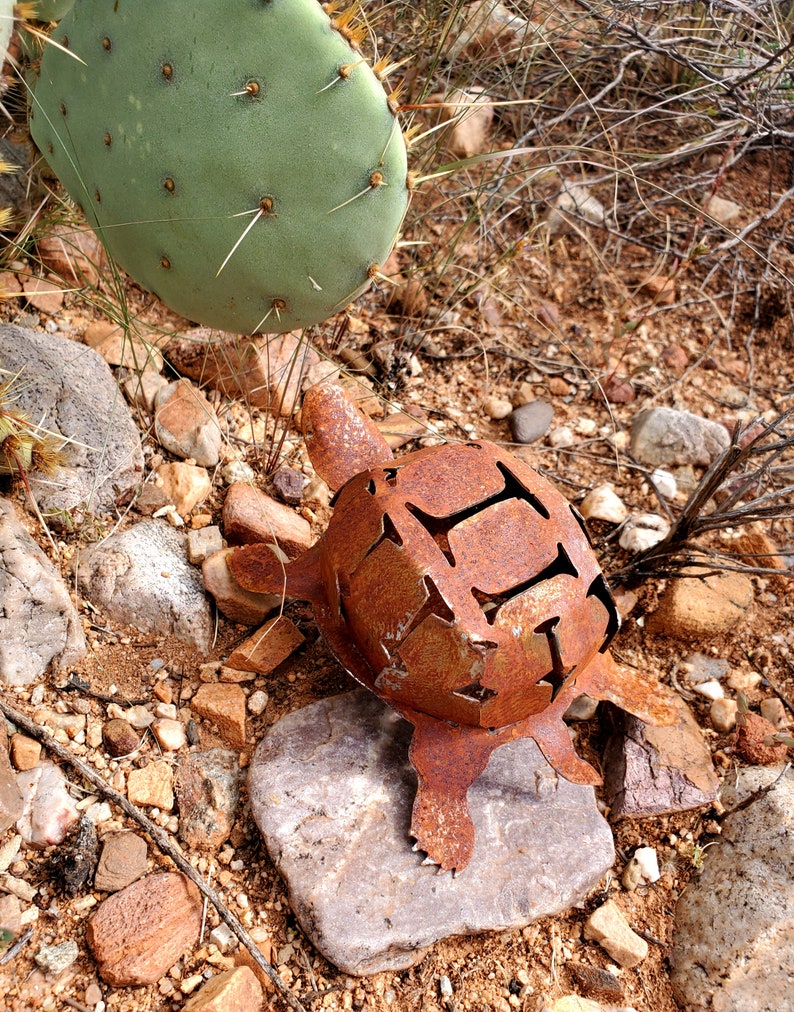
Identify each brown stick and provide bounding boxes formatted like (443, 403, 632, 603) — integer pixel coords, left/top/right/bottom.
(0, 694, 307, 1012)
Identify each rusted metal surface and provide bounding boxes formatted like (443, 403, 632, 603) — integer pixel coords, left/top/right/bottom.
(301, 382, 393, 492)
(229, 383, 677, 872)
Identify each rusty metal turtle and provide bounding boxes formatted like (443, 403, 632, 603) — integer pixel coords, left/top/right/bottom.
(230, 383, 675, 872)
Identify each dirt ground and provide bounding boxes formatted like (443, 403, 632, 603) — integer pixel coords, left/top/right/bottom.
(1, 89, 794, 1012)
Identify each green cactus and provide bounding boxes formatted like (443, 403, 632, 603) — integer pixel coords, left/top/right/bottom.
(29, 0, 410, 334)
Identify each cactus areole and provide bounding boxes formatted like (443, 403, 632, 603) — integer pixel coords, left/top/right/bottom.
(230, 384, 677, 872)
(30, 0, 410, 334)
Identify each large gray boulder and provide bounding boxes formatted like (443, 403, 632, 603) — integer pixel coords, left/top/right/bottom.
(671, 765, 794, 1011)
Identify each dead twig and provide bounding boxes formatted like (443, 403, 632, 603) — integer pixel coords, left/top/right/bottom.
(0, 926, 33, 966)
(721, 763, 791, 817)
(0, 694, 307, 1012)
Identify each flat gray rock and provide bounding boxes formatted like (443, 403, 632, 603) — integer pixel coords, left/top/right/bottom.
(0, 498, 86, 685)
(76, 520, 213, 650)
(0, 325, 143, 523)
(630, 407, 729, 467)
(248, 689, 615, 975)
(671, 765, 794, 1011)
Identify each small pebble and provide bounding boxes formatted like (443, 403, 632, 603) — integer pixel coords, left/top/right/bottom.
(622, 846, 660, 891)
(726, 669, 763, 692)
(547, 425, 575, 448)
(651, 467, 677, 498)
(618, 513, 670, 552)
(682, 653, 731, 685)
(272, 467, 306, 504)
(692, 679, 725, 701)
(152, 718, 188, 752)
(579, 483, 628, 524)
(439, 975, 453, 998)
(710, 697, 738, 733)
(102, 720, 140, 758)
(564, 695, 599, 722)
(35, 939, 79, 974)
(482, 395, 513, 421)
(759, 697, 789, 729)
(221, 460, 255, 484)
(509, 400, 554, 444)
(247, 690, 269, 716)
(209, 922, 237, 954)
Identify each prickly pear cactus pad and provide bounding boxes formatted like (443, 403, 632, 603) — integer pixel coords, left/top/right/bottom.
(30, 0, 410, 333)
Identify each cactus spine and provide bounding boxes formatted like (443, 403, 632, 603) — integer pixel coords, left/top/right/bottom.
(30, 0, 410, 334)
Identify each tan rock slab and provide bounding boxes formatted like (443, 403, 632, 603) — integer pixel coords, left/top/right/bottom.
(226, 616, 305, 675)
(191, 684, 247, 749)
(440, 87, 494, 158)
(223, 483, 312, 558)
(154, 379, 222, 467)
(83, 320, 164, 372)
(202, 548, 282, 626)
(22, 274, 64, 315)
(647, 568, 754, 639)
(94, 831, 148, 892)
(584, 899, 648, 968)
(10, 734, 41, 771)
(127, 762, 174, 810)
(86, 872, 201, 986)
(181, 965, 263, 1011)
(36, 221, 105, 286)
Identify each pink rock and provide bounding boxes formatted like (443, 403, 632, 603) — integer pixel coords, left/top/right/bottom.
(16, 762, 79, 848)
(86, 872, 202, 986)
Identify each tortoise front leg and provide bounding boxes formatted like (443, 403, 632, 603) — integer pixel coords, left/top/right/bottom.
(406, 713, 512, 873)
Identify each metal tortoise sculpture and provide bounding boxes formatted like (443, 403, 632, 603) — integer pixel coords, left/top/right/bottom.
(229, 383, 676, 872)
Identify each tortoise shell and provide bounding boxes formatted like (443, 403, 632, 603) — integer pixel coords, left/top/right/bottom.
(321, 439, 619, 730)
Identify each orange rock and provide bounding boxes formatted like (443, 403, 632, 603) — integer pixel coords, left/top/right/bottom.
(647, 568, 754, 640)
(86, 872, 202, 987)
(223, 483, 312, 559)
(226, 615, 305, 675)
(202, 548, 282, 626)
(182, 966, 263, 1012)
(661, 343, 689, 374)
(191, 683, 247, 749)
(36, 221, 105, 286)
(83, 320, 164, 372)
(734, 713, 789, 765)
(10, 733, 41, 771)
(732, 529, 789, 594)
(127, 761, 174, 810)
(637, 274, 675, 304)
(154, 379, 222, 467)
